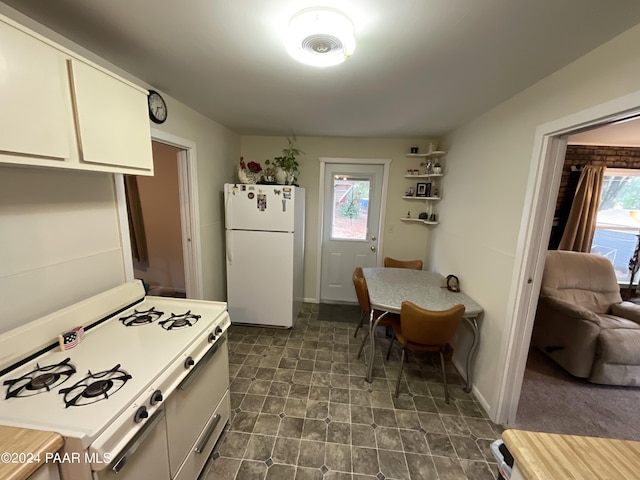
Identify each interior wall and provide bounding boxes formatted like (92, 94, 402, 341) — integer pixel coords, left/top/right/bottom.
(435, 23, 640, 419)
(133, 141, 185, 294)
(0, 167, 124, 334)
(239, 136, 439, 302)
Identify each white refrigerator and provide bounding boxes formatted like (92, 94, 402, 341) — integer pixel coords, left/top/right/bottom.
(224, 183, 305, 328)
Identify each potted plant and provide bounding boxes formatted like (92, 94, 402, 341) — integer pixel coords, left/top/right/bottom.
(272, 137, 303, 185)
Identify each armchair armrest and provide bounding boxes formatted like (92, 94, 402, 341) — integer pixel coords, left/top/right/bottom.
(610, 301, 640, 325)
(538, 296, 602, 326)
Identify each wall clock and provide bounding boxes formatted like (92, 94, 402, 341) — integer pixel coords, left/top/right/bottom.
(147, 90, 167, 124)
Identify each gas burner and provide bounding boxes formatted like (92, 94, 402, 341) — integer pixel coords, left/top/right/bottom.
(4, 358, 76, 399)
(59, 364, 132, 408)
(119, 307, 164, 327)
(159, 311, 201, 330)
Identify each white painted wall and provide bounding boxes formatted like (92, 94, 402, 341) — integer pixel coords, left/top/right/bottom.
(435, 24, 640, 418)
(0, 167, 125, 333)
(240, 136, 439, 301)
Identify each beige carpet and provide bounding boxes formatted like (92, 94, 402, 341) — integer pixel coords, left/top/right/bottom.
(513, 347, 640, 441)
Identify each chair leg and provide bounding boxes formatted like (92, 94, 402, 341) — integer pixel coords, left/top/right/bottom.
(357, 329, 370, 359)
(394, 349, 406, 397)
(386, 335, 395, 360)
(353, 310, 366, 337)
(440, 350, 450, 404)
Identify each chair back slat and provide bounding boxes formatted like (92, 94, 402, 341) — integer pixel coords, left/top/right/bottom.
(352, 267, 371, 313)
(384, 257, 423, 270)
(400, 301, 465, 346)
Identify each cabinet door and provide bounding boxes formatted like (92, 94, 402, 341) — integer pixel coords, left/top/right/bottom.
(0, 20, 73, 160)
(69, 59, 153, 172)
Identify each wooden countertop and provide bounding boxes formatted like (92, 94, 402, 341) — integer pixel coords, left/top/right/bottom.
(0, 426, 63, 480)
(502, 429, 640, 480)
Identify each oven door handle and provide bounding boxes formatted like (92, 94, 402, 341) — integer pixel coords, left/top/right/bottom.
(179, 335, 226, 391)
(195, 413, 221, 454)
(111, 409, 165, 474)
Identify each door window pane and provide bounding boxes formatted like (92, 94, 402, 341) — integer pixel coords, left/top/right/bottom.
(331, 176, 370, 240)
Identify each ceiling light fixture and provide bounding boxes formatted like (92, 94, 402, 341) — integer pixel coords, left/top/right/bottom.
(285, 7, 356, 67)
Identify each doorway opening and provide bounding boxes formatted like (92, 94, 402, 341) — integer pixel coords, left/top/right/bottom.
(118, 130, 203, 300)
(495, 91, 640, 426)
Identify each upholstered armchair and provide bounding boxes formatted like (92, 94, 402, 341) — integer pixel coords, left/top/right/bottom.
(532, 250, 640, 386)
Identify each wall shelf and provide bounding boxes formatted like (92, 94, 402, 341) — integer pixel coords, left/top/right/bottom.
(402, 196, 441, 201)
(404, 174, 444, 179)
(405, 151, 446, 158)
(400, 218, 438, 225)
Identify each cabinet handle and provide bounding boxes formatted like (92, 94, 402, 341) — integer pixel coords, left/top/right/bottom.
(195, 414, 221, 454)
(111, 409, 165, 474)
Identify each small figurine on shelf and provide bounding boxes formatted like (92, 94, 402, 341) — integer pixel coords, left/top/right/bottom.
(405, 187, 415, 196)
(429, 213, 437, 222)
(433, 161, 443, 174)
(407, 211, 411, 218)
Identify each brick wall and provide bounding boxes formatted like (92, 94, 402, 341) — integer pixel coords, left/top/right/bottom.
(549, 145, 640, 249)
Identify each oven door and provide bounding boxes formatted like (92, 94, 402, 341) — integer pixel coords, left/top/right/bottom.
(166, 335, 229, 479)
(93, 409, 170, 480)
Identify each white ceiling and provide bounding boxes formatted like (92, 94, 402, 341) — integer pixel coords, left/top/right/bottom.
(3, 0, 640, 138)
(568, 117, 640, 147)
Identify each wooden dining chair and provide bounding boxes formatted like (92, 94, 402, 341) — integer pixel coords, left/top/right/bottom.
(383, 257, 423, 270)
(387, 301, 465, 402)
(352, 267, 398, 359)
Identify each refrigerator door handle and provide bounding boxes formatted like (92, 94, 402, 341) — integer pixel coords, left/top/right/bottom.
(226, 230, 233, 264)
(224, 186, 232, 230)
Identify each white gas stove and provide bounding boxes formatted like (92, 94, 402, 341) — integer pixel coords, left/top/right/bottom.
(0, 281, 231, 480)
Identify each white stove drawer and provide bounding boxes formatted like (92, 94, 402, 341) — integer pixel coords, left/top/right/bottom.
(174, 389, 230, 480)
(165, 337, 229, 478)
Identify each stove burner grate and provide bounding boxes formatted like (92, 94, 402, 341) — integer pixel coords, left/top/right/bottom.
(59, 364, 132, 408)
(119, 306, 164, 327)
(4, 358, 76, 399)
(159, 310, 201, 330)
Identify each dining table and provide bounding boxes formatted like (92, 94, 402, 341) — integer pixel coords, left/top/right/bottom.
(362, 267, 484, 392)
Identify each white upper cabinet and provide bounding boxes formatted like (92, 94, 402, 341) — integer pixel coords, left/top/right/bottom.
(0, 15, 154, 175)
(69, 59, 153, 170)
(0, 19, 74, 161)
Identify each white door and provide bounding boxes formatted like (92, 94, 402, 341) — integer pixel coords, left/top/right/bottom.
(320, 163, 384, 303)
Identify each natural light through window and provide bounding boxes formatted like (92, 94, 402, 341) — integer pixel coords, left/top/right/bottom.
(331, 176, 370, 240)
(591, 168, 640, 284)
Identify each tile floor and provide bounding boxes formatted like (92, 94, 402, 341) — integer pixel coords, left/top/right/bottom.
(202, 304, 503, 480)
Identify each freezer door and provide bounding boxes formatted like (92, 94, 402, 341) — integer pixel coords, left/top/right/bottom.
(224, 183, 296, 232)
(226, 230, 295, 328)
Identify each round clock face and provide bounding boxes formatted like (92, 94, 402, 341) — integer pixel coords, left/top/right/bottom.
(148, 90, 167, 124)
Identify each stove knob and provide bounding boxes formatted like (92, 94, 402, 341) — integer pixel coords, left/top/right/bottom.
(184, 356, 195, 369)
(134, 406, 149, 423)
(150, 390, 163, 405)
(215, 326, 223, 335)
(208, 333, 216, 343)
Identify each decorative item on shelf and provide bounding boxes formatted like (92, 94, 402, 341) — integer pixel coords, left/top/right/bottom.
(405, 186, 415, 196)
(418, 212, 428, 220)
(421, 160, 433, 175)
(433, 185, 440, 197)
(238, 157, 262, 184)
(433, 160, 443, 174)
(407, 211, 411, 218)
(429, 213, 437, 222)
(271, 136, 303, 185)
(410, 146, 419, 154)
(416, 183, 427, 197)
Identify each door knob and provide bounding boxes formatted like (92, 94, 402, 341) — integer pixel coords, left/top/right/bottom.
(371, 236, 377, 241)
(370, 245, 376, 251)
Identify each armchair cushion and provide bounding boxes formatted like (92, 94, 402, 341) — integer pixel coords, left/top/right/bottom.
(533, 250, 640, 386)
(610, 301, 640, 325)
